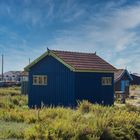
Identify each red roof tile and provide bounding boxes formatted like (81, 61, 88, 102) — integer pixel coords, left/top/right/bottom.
(114, 69, 133, 82)
(114, 69, 124, 81)
(51, 50, 116, 72)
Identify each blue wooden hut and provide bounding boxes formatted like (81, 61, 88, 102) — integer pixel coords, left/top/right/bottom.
(25, 49, 116, 108)
(114, 69, 133, 98)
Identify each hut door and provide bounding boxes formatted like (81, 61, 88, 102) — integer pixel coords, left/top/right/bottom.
(121, 81, 125, 93)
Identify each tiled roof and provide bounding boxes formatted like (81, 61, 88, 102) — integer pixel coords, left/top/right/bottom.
(20, 71, 28, 76)
(132, 73, 140, 77)
(114, 69, 125, 81)
(51, 50, 116, 72)
(114, 69, 133, 82)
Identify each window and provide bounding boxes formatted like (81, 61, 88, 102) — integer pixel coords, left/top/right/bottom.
(33, 75, 47, 85)
(102, 77, 112, 86)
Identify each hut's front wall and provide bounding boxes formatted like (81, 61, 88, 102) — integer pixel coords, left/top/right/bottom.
(28, 56, 75, 107)
(75, 72, 114, 105)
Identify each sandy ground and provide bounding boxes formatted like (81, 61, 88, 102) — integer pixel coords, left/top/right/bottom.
(127, 90, 140, 107)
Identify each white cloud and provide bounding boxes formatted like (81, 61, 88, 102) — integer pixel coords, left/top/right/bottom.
(115, 32, 136, 52)
(112, 5, 140, 29)
(115, 58, 131, 68)
(47, 2, 140, 73)
(0, 0, 140, 73)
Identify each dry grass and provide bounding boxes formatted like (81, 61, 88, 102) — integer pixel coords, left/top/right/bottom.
(130, 85, 140, 91)
(0, 87, 140, 139)
(0, 87, 20, 96)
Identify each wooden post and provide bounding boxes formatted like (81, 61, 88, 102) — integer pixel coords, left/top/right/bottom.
(1, 54, 4, 81)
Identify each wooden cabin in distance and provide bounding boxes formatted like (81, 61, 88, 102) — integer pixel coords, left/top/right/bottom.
(114, 69, 133, 98)
(130, 73, 140, 85)
(24, 49, 117, 108)
(20, 71, 28, 95)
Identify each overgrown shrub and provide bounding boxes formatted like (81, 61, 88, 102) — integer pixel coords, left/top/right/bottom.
(77, 100, 92, 113)
(0, 93, 27, 109)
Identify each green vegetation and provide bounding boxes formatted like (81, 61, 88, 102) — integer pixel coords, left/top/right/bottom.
(0, 87, 27, 109)
(130, 85, 140, 91)
(0, 87, 140, 139)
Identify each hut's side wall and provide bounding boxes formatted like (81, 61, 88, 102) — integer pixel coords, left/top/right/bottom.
(28, 56, 75, 108)
(75, 72, 114, 105)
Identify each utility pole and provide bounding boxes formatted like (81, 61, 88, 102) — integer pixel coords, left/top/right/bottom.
(29, 58, 31, 64)
(1, 54, 4, 82)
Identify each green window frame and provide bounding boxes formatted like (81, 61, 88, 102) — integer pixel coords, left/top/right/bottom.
(33, 75, 48, 85)
(102, 77, 112, 86)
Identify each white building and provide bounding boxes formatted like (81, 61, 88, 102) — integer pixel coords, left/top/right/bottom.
(0, 71, 22, 82)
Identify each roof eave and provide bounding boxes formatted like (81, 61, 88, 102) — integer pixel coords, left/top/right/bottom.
(114, 69, 133, 83)
(125, 69, 133, 81)
(24, 51, 48, 71)
(74, 69, 116, 73)
(24, 51, 75, 72)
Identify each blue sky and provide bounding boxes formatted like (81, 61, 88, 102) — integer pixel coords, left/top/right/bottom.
(0, 0, 140, 73)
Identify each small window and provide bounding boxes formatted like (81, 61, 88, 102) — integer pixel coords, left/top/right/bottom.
(102, 77, 112, 86)
(33, 75, 47, 85)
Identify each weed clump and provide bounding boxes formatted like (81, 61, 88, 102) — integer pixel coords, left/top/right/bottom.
(77, 100, 92, 113)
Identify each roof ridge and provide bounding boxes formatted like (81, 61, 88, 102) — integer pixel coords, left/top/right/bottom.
(117, 69, 125, 71)
(51, 49, 96, 55)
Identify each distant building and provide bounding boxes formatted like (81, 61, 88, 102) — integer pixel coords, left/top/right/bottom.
(20, 71, 29, 94)
(130, 73, 140, 85)
(114, 69, 133, 98)
(20, 71, 28, 82)
(25, 49, 116, 108)
(0, 71, 22, 83)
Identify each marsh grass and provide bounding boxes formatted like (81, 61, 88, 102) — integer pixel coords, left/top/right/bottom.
(0, 87, 20, 96)
(0, 87, 140, 139)
(130, 85, 140, 91)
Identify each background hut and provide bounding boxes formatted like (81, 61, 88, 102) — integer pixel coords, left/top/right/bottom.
(114, 69, 133, 99)
(130, 73, 140, 85)
(20, 71, 28, 95)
